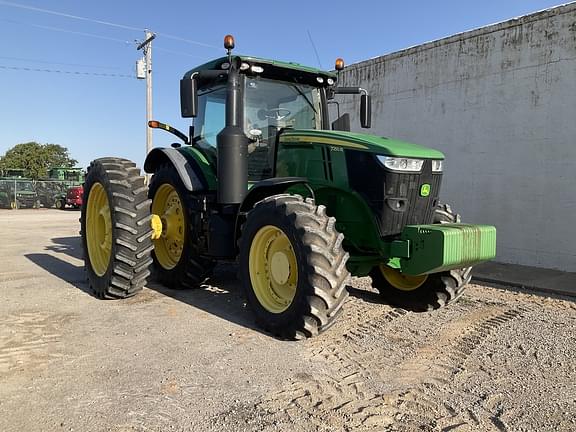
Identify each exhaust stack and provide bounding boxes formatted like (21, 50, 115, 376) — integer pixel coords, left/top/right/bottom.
(216, 36, 248, 205)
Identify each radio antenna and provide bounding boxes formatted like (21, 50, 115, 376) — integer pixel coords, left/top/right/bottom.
(307, 30, 323, 69)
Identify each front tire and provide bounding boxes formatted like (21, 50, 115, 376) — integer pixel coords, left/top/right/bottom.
(370, 203, 472, 311)
(239, 195, 349, 339)
(148, 164, 214, 289)
(80, 158, 153, 299)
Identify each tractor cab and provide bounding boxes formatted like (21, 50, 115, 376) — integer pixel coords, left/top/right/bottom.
(195, 70, 324, 181)
(183, 55, 334, 182)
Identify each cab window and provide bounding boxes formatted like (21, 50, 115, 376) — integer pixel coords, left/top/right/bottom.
(193, 86, 226, 157)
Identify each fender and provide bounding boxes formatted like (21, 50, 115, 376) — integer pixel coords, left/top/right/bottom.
(144, 147, 207, 191)
(232, 176, 312, 256)
(239, 177, 311, 213)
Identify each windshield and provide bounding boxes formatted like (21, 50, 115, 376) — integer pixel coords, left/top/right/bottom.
(244, 78, 322, 137)
(16, 181, 34, 191)
(192, 77, 323, 181)
(243, 78, 322, 181)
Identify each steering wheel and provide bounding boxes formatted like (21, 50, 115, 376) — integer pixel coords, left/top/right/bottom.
(264, 108, 291, 121)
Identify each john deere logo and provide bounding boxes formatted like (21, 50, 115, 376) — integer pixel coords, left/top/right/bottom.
(420, 184, 431, 197)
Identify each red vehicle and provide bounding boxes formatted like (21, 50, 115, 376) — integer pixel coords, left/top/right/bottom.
(56, 185, 83, 209)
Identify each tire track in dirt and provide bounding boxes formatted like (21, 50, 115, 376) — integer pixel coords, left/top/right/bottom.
(384, 306, 532, 431)
(256, 294, 533, 431)
(255, 296, 410, 431)
(0, 311, 74, 375)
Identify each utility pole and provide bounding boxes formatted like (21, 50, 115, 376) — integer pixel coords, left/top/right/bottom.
(137, 30, 156, 157)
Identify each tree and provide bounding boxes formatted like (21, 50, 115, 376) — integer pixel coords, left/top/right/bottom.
(0, 142, 78, 179)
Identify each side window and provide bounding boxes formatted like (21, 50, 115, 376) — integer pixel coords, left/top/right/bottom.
(193, 86, 226, 151)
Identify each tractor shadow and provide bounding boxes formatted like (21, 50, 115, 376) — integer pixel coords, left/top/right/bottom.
(26, 235, 401, 338)
(146, 263, 263, 334)
(150, 275, 386, 338)
(26, 235, 262, 332)
(25, 236, 92, 296)
(346, 285, 384, 304)
(45, 236, 84, 260)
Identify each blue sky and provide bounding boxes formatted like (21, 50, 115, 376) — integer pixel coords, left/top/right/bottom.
(0, 0, 569, 169)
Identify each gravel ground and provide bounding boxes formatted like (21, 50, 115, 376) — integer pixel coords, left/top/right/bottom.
(0, 209, 575, 432)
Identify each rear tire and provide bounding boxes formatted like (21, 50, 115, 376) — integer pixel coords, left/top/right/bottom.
(80, 157, 153, 299)
(370, 203, 472, 312)
(239, 195, 349, 339)
(148, 164, 214, 289)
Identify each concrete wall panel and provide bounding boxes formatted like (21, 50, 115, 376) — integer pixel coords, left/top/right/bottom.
(337, 4, 576, 271)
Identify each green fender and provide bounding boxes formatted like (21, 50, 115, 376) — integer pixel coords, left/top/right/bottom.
(144, 146, 216, 191)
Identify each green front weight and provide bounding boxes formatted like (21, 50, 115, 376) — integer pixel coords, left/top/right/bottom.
(398, 223, 497, 276)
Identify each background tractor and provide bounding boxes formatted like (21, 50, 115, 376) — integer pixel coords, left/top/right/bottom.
(80, 35, 496, 339)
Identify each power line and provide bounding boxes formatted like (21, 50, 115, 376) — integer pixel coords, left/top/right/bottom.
(0, 0, 141, 31)
(1, 18, 131, 44)
(0, 55, 122, 70)
(154, 47, 205, 59)
(0, 64, 135, 78)
(0, 0, 220, 49)
(157, 33, 219, 49)
(3, 19, 203, 59)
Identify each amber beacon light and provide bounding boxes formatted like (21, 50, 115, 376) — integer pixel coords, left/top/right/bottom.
(224, 34, 235, 51)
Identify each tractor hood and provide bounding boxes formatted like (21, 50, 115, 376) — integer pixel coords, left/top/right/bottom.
(280, 129, 444, 159)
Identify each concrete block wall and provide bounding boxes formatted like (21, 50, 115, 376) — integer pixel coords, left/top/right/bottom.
(337, 3, 576, 271)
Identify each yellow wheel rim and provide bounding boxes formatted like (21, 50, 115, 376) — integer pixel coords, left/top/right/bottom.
(380, 265, 428, 291)
(86, 182, 112, 277)
(249, 225, 298, 314)
(152, 184, 185, 270)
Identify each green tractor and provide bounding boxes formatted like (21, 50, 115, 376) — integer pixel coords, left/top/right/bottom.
(0, 178, 38, 209)
(0, 180, 12, 209)
(80, 36, 496, 339)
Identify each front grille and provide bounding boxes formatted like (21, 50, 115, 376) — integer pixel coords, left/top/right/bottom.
(345, 151, 442, 237)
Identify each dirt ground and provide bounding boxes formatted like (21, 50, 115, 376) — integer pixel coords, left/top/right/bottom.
(0, 209, 575, 432)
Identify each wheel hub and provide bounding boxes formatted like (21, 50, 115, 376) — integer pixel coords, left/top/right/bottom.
(86, 182, 112, 277)
(98, 208, 111, 249)
(248, 225, 298, 314)
(270, 251, 291, 285)
(150, 214, 163, 240)
(151, 184, 185, 270)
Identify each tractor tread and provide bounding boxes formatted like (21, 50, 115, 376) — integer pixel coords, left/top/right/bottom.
(239, 194, 349, 340)
(81, 157, 152, 299)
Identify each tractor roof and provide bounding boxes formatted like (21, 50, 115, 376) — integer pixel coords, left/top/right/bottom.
(183, 55, 336, 84)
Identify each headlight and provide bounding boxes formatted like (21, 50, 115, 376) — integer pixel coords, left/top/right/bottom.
(432, 160, 444, 172)
(376, 156, 424, 172)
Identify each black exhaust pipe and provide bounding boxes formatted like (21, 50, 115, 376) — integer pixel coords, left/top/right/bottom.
(216, 63, 248, 205)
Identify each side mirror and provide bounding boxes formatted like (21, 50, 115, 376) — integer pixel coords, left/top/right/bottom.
(360, 93, 372, 128)
(180, 77, 197, 118)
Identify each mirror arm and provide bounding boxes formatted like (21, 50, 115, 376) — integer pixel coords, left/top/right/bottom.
(333, 86, 362, 95)
(149, 120, 190, 145)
